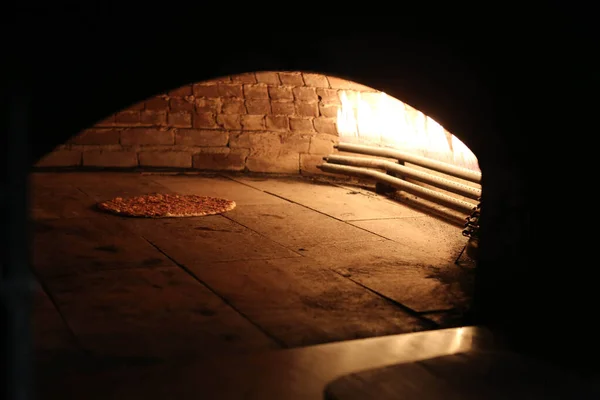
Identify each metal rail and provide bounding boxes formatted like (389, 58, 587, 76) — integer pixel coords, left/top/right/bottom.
(318, 163, 477, 214)
(324, 154, 481, 200)
(335, 142, 482, 184)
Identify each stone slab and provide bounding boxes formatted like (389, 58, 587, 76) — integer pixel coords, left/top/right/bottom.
(230, 176, 423, 220)
(66, 172, 174, 201)
(225, 203, 382, 250)
(30, 173, 99, 220)
(148, 175, 288, 206)
(33, 216, 174, 278)
(182, 257, 428, 347)
(32, 280, 78, 352)
(349, 216, 466, 263)
(303, 240, 456, 312)
(43, 267, 280, 359)
(127, 215, 301, 263)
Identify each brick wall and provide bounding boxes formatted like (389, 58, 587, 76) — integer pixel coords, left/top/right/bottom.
(35, 71, 379, 174)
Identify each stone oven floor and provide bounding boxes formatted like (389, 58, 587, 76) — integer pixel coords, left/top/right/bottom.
(30, 172, 474, 371)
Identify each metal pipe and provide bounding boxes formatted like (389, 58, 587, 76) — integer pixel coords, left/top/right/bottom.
(334, 142, 482, 184)
(318, 163, 477, 214)
(324, 154, 481, 200)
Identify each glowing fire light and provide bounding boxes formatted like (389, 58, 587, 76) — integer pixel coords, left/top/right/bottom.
(336, 90, 480, 172)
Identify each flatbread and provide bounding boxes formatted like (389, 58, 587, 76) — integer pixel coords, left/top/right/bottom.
(96, 193, 236, 218)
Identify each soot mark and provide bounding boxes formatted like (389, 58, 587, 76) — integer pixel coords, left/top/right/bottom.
(143, 258, 163, 266)
(220, 333, 239, 342)
(195, 308, 216, 317)
(94, 245, 120, 253)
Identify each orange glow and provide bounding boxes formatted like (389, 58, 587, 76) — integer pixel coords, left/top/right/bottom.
(336, 90, 480, 172)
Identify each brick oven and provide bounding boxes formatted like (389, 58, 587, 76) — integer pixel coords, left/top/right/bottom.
(35, 69, 483, 251)
(34, 69, 483, 246)
(3, 11, 538, 399)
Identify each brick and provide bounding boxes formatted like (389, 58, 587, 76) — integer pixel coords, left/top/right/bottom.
(243, 84, 269, 99)
(213, 76, 232, 83)
(289, 118, 315, 132)
(168, 85, 193, 97)
(195, 98, 221, 113)
(268, 86, 293, 101)
(217, 83, 243, 98)
(271, 101, 295, 115)
(146, 97, 170, 111)
(69, 129, 120, 145)
(295, 102, 319, 117)
(255, 71, 280, 85)
(69, 144, 122, 152)
(319, 104, 339, 118)
(192, 148, 249, 171)
(281, 134, 311, 153)
(245, 132, 280, 155)
(246, 154, 299, 174)
(309, 133, 338, 154)
(246, 99, 271, 114)
(231, 73, 257, 83)
(138, 151, 192, 168)
(175, 129, 229, 147)
(302, 73, 330, 88)
(342, 90, 359, 104)
(359, 91, 383, 109)
(95, 115, 116, 127)
(316, 88, 341, 105)
(192, 112, 218, 128)
(266, 116, 289, 131)
(404, 106, 424, 127)
(313, 117, 338, 135)
(193, 84, 220, 98)
(217, 114, 242, 130)
(115, 111, 140, 124)
(169, 98, 194, 112)
(83, 151, 138, 168)
(121, 128, 174, 145)
(279, 72, 304, 86)
(35, 150, 81, 167)
(229, 131, 251, 148)
(221, 99, 246, 114)
(293, 87, 317, 102)
(241, 115, 265, 130)
(328, 77, 375, 91)
(167, 112, 192, 128)
(140, 111, 167, 126)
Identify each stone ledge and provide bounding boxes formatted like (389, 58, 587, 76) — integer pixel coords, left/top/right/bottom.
(83, 151, 138, 168)
(138, 151, 192, 168)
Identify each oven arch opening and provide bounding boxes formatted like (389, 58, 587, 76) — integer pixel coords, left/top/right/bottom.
(31, 72, 486, 362)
